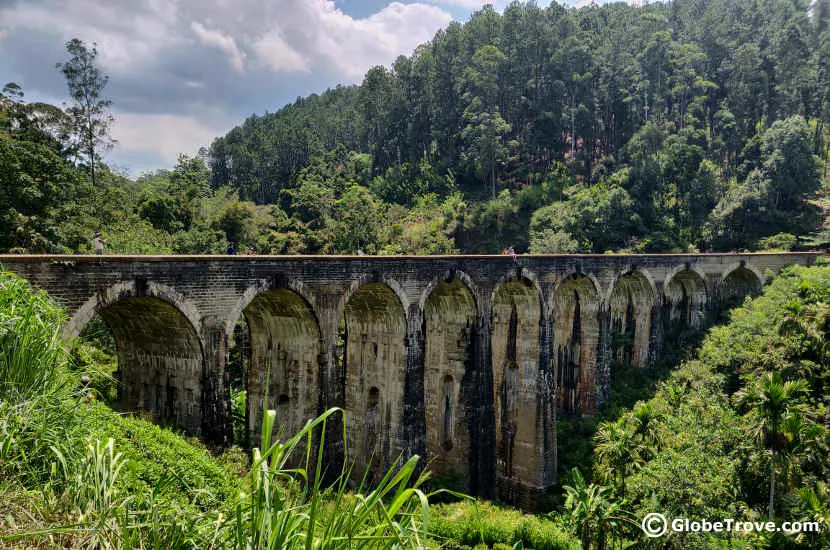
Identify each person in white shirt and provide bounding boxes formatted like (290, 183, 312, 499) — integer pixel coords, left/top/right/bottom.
(93, 231, 107, 255)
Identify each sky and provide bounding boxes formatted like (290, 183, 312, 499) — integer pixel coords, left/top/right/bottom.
(0, 0, 603, 176)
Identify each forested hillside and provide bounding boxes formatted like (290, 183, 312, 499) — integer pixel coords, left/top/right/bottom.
(208, 0, 830, 254)
(2, 0, 830, 255)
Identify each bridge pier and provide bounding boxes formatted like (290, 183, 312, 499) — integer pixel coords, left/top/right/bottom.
(472, 310, 497, 499)
(0, 252, 816, 508)
(404, 303, 427, 466)
(202, 323, 232, 445)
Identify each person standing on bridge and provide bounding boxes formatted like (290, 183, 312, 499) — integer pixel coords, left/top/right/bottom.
(226, 241, 236, 255)
(93, 230, 107, 255)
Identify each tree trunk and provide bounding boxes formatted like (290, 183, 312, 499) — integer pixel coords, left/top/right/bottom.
(88, 112, 96, 188)
(491, 164, 495, 199)
(768, 454, 776, 519)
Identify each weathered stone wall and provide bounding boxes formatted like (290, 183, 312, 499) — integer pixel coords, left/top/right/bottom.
(424, 278, 476, 490)
(0, 252, 818, 506)
(609, 271, 655, 367)
(243, 289, 320, 450)
(664, 269, 708, 329)
(101, 296, 203, 433)
(552, 275, 600, 412)
(491, 277, 543, 500)
(341, 282, 407, 485)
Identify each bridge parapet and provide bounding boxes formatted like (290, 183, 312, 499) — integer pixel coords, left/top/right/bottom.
(1, 253, 818, 506)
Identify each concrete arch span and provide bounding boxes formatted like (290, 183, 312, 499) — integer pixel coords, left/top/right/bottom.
(242, 288, 322, 449)
(93, 295, 205, 435)
(341, 282, 407, 485)
(664, 269, 708, 329)
(552, 274, 601, 412)
(610, 271, 656, 367)
(721, 265, 762, 306)
(491, 276, 543, 489)
(424, 277, 477, 490)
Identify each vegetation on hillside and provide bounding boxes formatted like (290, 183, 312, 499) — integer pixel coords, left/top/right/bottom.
(207, 0, 830, 254)
(3, 0, 830, 255)
(584, 262, 830, 549)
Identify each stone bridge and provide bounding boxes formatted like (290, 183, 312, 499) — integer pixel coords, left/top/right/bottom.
(0, 253, 818, 505)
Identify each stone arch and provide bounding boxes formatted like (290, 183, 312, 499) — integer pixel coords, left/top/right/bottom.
(423, 277, 477, 488)
(418, 269, 479, 312)
(489, 268, 544, 315)
(72, 287, 206, 436)
(491, 276, 542, 484)
(609, 270, 656, 367)
(664, 269, 708, 329)
(226, 279, 317, 345)
(242, 288, 322, 448)
(66, 281, 202, 341)
(551, 274, 601, 412)
(342, 275, 410, 323)
(720, 265, 763, 307)
(341, 282, 407, 485)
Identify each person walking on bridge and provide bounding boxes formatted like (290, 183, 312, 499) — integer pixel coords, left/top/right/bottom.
(93, 230, 107, 255)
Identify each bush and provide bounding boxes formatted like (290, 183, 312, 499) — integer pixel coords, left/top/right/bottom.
(428, 501, 578, 550)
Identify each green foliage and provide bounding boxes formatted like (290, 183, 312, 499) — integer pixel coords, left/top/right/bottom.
(529, 178, 638, 253)
(56, 38, 114, 188)
(428, 500, 577, 550)
(756, 232, 798, 251)
(193, 0, 830, 254)
(0, 272, 68, 401)
(595, 264, 830, 548)
(560, 468, 633, 550)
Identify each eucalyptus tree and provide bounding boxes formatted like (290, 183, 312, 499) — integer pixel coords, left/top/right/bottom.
(56, 39, 115, 188)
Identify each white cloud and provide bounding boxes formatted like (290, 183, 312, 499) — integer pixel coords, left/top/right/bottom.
(425, 0, 492, 8)
(191, 21, 246, 73)
(305, 1, 453, 79)
(0, 0, 456, 171)
(252, 31, 309, 73)
(111, 111, 226, 166)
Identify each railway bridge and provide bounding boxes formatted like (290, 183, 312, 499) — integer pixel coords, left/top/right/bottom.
(1, 253, 818, 505)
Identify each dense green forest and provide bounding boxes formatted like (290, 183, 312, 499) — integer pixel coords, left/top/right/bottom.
(207, 0, 830, 254)
(3, 0, 830, 255)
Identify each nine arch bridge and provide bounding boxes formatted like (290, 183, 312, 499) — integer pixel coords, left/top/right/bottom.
(0, 252, 819, 506)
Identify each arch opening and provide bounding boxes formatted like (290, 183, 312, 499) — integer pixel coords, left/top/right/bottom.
(89, 296, 205, 435)
(491, 278, 541, 483)
(553, 275, 600, 412)
(341, 283, 406, 486)
(721, 267, 762, 308)
(424, 279, 476, 488)
(242, 288, 321, 450)
(610, 272, 655, 367)
(664, 270, 707, 330)
(74, 314, 118, 403)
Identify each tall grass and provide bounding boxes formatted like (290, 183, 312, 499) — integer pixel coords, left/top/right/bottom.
(0, 272, 69, 401)
(0, 272, 88, 491)
(231, 406, 431, 549)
